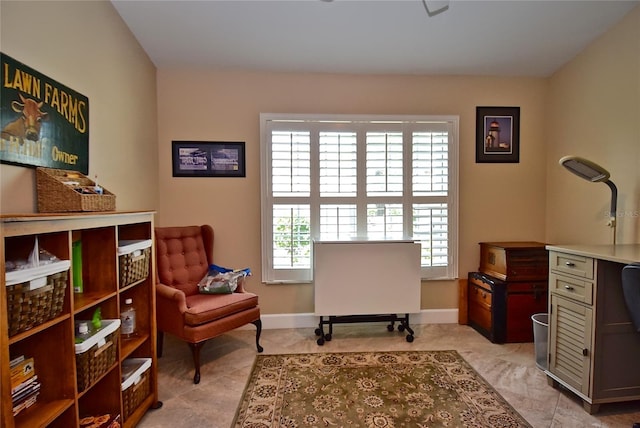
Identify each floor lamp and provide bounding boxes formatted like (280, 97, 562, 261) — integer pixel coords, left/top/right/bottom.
(559, 155, 618, 245)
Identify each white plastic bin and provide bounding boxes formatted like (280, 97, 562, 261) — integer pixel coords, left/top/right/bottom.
(531, 313, 548, 370)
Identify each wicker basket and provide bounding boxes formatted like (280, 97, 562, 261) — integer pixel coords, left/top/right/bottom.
(5, 262, 69, 337)
(36, 167, 116, 212)
(75, 320, 120, 392)
(118, 240, 152, 288)
(121, 358, 151, 421)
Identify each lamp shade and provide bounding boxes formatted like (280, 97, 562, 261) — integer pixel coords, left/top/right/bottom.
(559, 155, 610, 182)
(558, 155, 618, 245)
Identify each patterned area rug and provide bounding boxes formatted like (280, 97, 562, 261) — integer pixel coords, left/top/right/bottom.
(233, 350, 531, 428)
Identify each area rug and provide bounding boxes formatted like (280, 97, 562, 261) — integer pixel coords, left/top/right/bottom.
(233, 350, 531, 428)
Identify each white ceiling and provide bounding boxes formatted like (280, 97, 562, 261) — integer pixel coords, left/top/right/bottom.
(111, 0, 638, 77)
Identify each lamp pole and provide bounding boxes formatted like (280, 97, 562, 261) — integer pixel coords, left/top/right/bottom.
(605, 180, 617, 245)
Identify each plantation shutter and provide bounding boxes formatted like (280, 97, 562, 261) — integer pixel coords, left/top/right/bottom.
(261, 114, 458, 283)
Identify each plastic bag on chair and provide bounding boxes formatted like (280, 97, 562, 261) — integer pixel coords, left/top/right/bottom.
(198, 264, 251, 294)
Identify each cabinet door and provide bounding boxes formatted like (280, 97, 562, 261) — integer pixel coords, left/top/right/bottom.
(549, 293, 593, 396)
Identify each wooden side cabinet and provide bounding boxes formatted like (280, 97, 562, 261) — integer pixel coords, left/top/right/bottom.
(546, 245, 640, 414)
(468, 242, 549, 343)
(1, 212, 160, 428)
(468, 272, 547, 343)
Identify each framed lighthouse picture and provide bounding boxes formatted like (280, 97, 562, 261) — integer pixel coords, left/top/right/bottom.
(475, 106, 520, 163)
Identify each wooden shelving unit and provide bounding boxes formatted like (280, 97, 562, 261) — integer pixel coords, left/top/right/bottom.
(0, 211, 159, 428)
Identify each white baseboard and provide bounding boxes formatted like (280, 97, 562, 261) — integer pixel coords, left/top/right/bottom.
(255, 309, 458, 330)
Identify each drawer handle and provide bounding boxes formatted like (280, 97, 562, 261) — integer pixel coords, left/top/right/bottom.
(564, 285, 575, 291)
(481, 292, 487, 298)
(565, 262, 576, 267)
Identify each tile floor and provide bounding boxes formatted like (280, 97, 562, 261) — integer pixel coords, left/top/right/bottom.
(138, 323, 640, 428)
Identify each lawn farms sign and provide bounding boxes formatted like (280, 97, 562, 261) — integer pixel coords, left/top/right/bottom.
(1, 53, 89, 174)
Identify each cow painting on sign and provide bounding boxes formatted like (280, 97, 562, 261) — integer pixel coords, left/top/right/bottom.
(1, 53, 90, 173)
(1, 93, 48, 144)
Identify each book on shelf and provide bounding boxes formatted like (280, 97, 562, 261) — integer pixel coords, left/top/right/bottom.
(11, 374, 39, 396)
(12, 380, 41, 405)
(12, 393, 39, 417)
(9, 355, 25, 369)
(9, 357, 41, 417)
(10, 357, 35, 390)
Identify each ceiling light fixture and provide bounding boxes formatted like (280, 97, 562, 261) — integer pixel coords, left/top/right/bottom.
(559, 155, 618, 244)
(321, 0, 449, 17)
(422, 0, 450, 17)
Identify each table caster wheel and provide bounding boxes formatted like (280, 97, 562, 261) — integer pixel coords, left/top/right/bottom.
(387, 324, 394, 332)
(398, 324, 406, 332)
(315, 328, 322, 336)
(317, 337, 325, 346)
(324, 334, 332, 342)
(406, 334, 414, 343)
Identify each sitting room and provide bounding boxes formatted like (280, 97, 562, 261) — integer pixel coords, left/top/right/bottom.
(1, 1, 639, 427)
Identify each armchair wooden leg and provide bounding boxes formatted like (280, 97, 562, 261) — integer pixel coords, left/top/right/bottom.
(189, 342, 205, 384)
(252, 319, 264, 353)
(157, 331, 164, 358)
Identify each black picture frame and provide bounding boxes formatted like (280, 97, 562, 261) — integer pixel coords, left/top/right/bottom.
(476, 106, 520, 163)
(172, 141, 246, 177)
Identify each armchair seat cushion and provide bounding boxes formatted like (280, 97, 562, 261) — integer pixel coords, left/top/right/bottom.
(184, 292, 259, 327)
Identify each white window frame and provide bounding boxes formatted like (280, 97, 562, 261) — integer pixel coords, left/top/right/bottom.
(260, 113, 459, 283)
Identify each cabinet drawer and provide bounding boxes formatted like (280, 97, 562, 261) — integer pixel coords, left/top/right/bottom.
(469, 299, 492, 333)
(469, 281, 492, 310)
(549, 272, 593, 305)
(468, 279, 493, 333)
(549, 251, 594, 279)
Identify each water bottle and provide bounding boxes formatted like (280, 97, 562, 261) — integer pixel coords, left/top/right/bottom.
(75, 321, 92, 344)
(120, 298, 137, 339)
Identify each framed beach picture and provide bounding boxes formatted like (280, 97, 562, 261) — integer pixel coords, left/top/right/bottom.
(476, 106, 520, 163)
(172, 141, 246, 177)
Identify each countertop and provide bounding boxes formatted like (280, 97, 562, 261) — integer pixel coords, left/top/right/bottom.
(546, 243, 640, 265)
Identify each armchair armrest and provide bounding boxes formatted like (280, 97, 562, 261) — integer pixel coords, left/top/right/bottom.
(156, 282, 190, 336)
(157, 282, 189, 312)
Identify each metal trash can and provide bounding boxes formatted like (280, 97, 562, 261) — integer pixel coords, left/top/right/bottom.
(531, 313, 548, 370)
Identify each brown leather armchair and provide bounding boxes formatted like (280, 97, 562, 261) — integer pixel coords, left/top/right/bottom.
(154, 225, 262, 384)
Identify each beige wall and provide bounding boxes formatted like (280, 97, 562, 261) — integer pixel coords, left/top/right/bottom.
(157, 71, 549, 314)
(546, 6, 640, 246)
(3, 1, 636, 317)
(0, 1, 159, 214)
